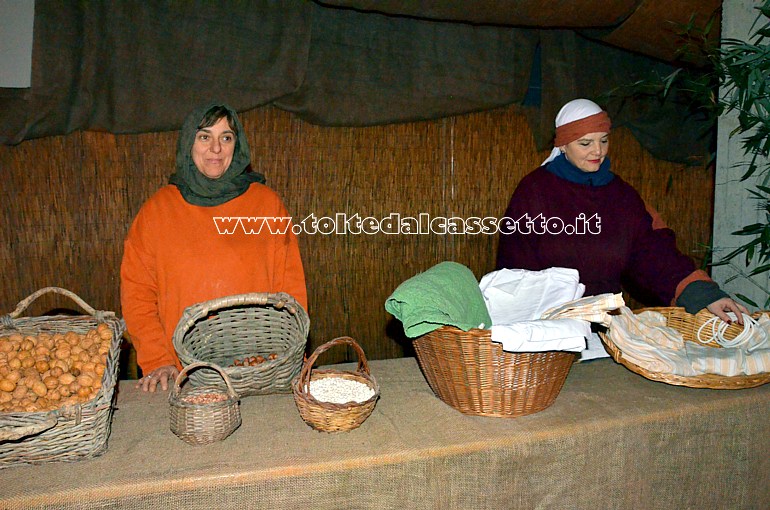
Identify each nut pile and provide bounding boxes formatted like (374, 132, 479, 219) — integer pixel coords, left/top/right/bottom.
(309, 377, 375, 404)
(0, 324, 113, 413)
(181, 393, 229, 405)
(231, 352, 278, 367)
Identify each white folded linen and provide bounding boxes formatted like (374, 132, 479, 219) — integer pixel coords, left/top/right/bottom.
(579, 332, 611, 361)
(490, 318, 590, 353)
(479, 267, 584, 324)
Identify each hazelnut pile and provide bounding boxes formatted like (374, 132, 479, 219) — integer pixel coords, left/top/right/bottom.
(230, 352, 278, 367)
(182, 393, 229, 405)
(0, 324, 113, 413)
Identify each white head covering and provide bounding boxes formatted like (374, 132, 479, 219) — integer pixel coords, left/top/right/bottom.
(541, 99, 605, 166)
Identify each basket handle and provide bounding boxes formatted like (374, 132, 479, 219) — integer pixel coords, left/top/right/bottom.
(171, 362, 239, 400)
(299, 336, 371, 393)
(2, 287, 113, 323)
(0, 414, 58, 442)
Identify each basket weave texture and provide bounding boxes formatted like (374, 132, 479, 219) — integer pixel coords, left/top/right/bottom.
(599, 307, 770, 389)
(173, 292, 309, 397)
(169, 362, 241, 445)
(0, 287, 124, 468)
(413, 326, 576, 418)
(292, 337, 380, 433)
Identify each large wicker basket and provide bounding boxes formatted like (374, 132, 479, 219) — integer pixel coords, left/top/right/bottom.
(599, 307, 770, 389)
(413, 326, 576, 417)
(173, 292, 309, 397)
(292, 337, 379, 433)
(0, 287, 124, 468)
(169, 362, 241, 446)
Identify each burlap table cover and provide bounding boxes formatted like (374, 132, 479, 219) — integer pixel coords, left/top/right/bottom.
(0, 358, 768, 509)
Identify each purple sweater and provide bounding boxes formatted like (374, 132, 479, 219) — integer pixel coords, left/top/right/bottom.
(496, 166, 696, 306)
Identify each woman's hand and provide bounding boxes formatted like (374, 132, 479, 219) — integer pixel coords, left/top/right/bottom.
(706, 297, 750, 325)
(136, 364, 179, 392)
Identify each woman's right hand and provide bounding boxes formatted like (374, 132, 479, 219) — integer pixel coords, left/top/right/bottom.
(136, 364, 179, 392)
(706, 297, 750, 325)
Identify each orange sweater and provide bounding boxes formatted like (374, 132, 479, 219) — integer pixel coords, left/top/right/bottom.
(120, 183, 308, 373)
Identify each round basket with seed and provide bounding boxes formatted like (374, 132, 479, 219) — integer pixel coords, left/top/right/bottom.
(169, 362, 241, 446)
(291, 337, 379, 433)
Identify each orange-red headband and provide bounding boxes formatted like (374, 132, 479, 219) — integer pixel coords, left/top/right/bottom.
(554, 111, 612, 147)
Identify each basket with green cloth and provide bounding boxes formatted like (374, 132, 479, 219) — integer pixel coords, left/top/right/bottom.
(386, 262, 576, 418)
(385, 261, 491, 337)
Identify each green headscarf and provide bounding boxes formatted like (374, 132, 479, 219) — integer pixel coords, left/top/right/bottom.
(169, 102, 266, 207)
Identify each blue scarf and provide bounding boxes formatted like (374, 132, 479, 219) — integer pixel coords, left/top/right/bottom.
(546, 153, 614, 187)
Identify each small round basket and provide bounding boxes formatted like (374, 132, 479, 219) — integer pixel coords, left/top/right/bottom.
(291, 337, 379, 433)
(599, 307, 770, 389)
(169, 362, 242, 446)
(173, 292, 309, 397)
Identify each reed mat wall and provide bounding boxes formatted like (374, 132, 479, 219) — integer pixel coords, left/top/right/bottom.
(0, 105, 714, 376)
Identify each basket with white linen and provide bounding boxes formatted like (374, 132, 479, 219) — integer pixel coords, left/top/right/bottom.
(412, 326, 576, 417)
(0, 287, 124, 468)
(173, 292, 309, 397)
(598, 307, 770, 389)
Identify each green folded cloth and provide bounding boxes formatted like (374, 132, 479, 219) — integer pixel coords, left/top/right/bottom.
(385, 261, 492, 338)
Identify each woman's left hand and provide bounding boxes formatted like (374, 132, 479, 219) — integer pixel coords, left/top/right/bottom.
(706, 297, 750, 325)
(136, 365, 179, 393)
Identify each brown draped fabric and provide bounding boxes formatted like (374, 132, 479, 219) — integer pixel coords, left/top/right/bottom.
(0, 1, 715, 164)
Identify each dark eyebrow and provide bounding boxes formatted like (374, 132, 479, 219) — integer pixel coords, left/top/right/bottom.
(196, 128, 236, 136)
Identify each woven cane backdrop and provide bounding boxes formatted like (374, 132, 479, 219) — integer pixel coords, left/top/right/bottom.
(0, 105, 714, 376)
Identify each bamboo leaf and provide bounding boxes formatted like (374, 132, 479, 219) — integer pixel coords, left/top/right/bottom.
(749, 263, 770, 276)
(736, 294, 759, 307)
(662, 68, 683, 96)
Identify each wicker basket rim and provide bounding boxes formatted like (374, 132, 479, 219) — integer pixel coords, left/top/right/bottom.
(171, 292, 310, 365)
(174, 291, 308, 331)
(419, 324, 586, 354)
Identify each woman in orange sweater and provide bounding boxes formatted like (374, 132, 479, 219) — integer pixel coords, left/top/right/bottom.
(121, 103, 308, 392)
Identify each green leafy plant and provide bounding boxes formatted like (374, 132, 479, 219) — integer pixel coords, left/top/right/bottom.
(603, 1, 770, 307)
(712, 1, 770, 307)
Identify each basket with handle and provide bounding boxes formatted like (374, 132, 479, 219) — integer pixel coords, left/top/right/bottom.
(173, 292, 309, 397)
(0, 287, 124, 468)
(169, 362, 241, 445)
(599, 306, 770, 389)
(412, 326, 576, 417)
(292, 337, 380, 432)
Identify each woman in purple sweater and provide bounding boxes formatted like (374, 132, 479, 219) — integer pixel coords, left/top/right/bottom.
(496, 98, 746, 324)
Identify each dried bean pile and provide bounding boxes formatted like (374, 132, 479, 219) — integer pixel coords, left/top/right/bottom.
(309, 377, 374, 404)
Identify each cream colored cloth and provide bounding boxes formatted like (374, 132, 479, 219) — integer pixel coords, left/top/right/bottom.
(608, 307, 688, 374)
(540, 293, 625, 327)
(609, 307, 770, 376)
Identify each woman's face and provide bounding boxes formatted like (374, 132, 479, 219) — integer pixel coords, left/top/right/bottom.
(191, 116, 236, 179)
(560, 132, 609, 173)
